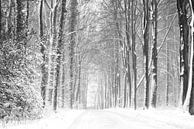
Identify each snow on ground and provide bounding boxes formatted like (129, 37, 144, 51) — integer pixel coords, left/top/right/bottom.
(106, 108, 194, 129)
(1, 108, 194, 129)
(0, 109, 84, 129)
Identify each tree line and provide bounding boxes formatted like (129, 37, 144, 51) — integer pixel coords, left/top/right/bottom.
(0, 0, 194, 122)
(93, 0, 194, 115)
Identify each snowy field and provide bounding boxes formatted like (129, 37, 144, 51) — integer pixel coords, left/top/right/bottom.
(1, 108, 194, 129)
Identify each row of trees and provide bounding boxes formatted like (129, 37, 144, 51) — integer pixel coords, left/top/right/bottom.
(92, 0, 194, 115)
(37, 0, 94, 110)
(0, 0, 97, 120)
(0, 0, 43, 120)
(1, 0, 194, 121)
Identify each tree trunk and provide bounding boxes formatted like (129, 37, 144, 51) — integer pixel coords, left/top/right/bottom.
(16, 0, 25, 45)
(46, 0, 59, 106)
(26, 0, 29, 29)
(39, 0, 47, 107)
(131, 0, 137, 110)
(61, 52, 66, 108)
(177, 0, 189, 106)
(69, 0, 78, 109)
(123, 0, 132, 108)
(150, 0, 158, 108)
(76, 56, 82, 103)
(53, 0, 67, 111)
(0, 0, 1, 41)
(183, 0, 194, 114)
(166, 36, 170, 106)
(5, 0, 13, 39)
(143, 0, 150, 109)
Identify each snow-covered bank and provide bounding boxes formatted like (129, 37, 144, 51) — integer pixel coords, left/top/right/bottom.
(0, 109, 84, 129)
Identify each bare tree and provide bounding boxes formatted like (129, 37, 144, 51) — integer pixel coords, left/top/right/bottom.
(183, 0, 194, 114)
(177, 0, 189, 106)
(150, 0, 158, 108)
(143, 0, 150, 109)
(69, 0, 78, 109)
(39, 0, 47, 108)
(53, 0, 67, 111)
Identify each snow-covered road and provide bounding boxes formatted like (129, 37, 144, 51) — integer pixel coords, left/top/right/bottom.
(67, 110, 194, 129)
(2, 109, 194, 129)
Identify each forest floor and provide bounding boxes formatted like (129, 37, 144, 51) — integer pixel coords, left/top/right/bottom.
(1, 108, 194, 129)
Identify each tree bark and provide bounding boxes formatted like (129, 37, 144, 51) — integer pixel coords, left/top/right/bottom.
(188, 0, 194, 115)
(123, 0, 132, 108)
(69, 0, 78, 109)
(166, 34, 170, 106)
(184, 0, 194, 114)
(54, 0, 67, 111)
(61, 52, 66, 108)
(131, 0, 137, 110)
(46, 0, 59, 105)
(143, 0, 150, 109)
(16, 0, 25, 46)
(39, 0, 47, 107)
(0, 0, 1, 41)
(5, 0, 13, 39)
(76, 56, 82, 103)
(177, 0, 189, 106)
(150, 0, 158, 108)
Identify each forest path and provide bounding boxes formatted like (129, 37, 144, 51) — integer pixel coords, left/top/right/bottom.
(67, 109, 191, 129)
(3, 109, 194, 129)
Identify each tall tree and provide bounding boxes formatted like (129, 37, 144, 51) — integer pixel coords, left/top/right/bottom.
(189, 0, 194, 115)
(16, 0, 25, 45)
(150, 0, 158, 108)
(131, 0, 137, 110)
(123, 0, 132, 108)
(183, 0, 194, 114)
(69, 0, 78, 109)
(177, 0, 189, 106)
(143, 0, 150, 109)
(39, 0, 47, 107)
(53, 0, 67, 111)
(46, 0, 59, 106)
